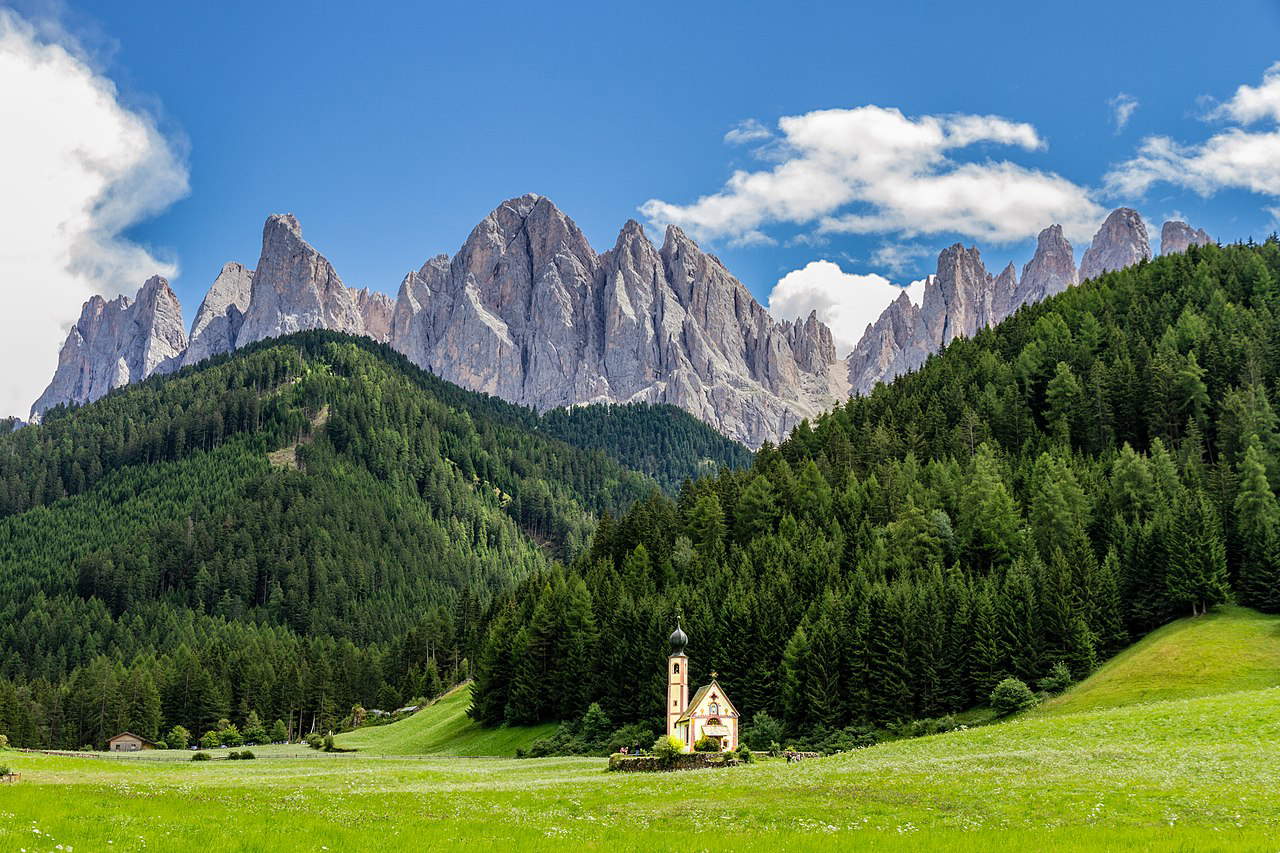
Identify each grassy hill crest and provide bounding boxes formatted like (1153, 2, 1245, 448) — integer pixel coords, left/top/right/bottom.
(334, 682, 554, 756)
(1037, 605, 1280, 716)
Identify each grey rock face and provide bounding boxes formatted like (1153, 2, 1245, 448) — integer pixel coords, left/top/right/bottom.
(1079, 208, 1151, 281)
(237, 214, 365, 347)
(990, 263, 1018, 324)
(388, 195, 847, 447)
(1014, 225, 1077, 311)
(31, 275, 188, 419)
(353, 288, 394, 343)
(921, 244, 993, 347)
(183, 262, 253, 367)
(1160, 220, 1213, 256)
(845, 289, 925, 395)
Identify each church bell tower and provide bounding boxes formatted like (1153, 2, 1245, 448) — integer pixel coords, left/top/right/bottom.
(667, 623, 689, 737)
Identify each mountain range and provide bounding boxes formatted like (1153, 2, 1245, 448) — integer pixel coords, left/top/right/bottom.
(30, 196, 1211, 446)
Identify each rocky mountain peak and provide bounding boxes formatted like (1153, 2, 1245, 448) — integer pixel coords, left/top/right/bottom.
(1080, 208, 1150, 281)
(1160, 220, 1213, 256)
(923, 244, 990, 346)
(236, 213, 365, 348)
(353, 288, 394, 343)
(31, 276, 188, 420)
(1015, 224, 1077, 311)
(183, 262, 253, 367)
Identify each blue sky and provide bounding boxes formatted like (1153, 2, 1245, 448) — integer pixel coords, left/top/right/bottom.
(3, 0, 1280, 416)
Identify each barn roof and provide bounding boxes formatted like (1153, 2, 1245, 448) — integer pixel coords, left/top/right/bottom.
(107, 731, 157, 746)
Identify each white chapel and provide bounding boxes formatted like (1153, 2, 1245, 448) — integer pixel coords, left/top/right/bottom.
(665, 624, 739, 752)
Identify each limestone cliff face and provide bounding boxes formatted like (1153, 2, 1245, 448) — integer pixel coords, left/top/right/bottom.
(183, 262, 252, 367)
(31, 276, 187, 419)
(1160, 220, 1213, 256)
(236, 214, 365, 347)
(353, 288, 394, 343)
(1014, 225, 1077, 312)
(388, 195, 847, 447)
(1079, 208, 1150, 281)
(845, 289, 925, 395)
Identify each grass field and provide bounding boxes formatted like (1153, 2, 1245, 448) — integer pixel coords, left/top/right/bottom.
(333, 682, 556, 755)
(1037, 605, 1280, 715)
(4, 607, 1279, 851)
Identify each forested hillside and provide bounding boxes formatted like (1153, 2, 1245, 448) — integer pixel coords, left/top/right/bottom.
(0, 332, 676, 749)
(537, 403, 753, 493)
(472, 237, 1280, 739)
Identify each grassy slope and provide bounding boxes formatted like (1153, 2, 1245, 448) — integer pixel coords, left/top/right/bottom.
(7, 608, 1280, 850)
(4, 685, 1279, 851)
(333, 683, 556, 756)
(1037, 605, 1280, 716)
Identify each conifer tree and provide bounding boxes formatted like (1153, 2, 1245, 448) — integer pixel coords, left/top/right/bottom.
(1166, 492, 1230, 616)
(1235, 440, 1280, 611)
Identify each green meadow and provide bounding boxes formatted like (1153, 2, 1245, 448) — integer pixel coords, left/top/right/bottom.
(4, 608, 1280, 852)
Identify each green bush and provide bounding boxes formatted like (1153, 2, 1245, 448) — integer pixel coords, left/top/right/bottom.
(990, 677, 1038, 716)
(0, 764, 10, 775)
(191, 751, 211, 761)
(199, 730, 220, 750)
(1038, 661, 1074, 695)
(735, 743, 755, 764)
(154, 740, 168, 750)
(269, 720, 289, 743)
(218, 724, 244, 748)
(577, 703, 613, 752)
(167, 725, 190, 751)
(606, 721, 656, 754)
(0, 733, 10, 749)
(651, 734, 684, 764)
(239, 749, 256, 760)
(323, 733, 335, 752)
(305, 733, 322, 750)
(693, 735, 720, 753)
(742, 711, 785, 751)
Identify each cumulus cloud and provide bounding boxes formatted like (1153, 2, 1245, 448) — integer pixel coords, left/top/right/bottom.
(1109, 93, 1139, 132)
(767, 260, 927, 356)
(0, 10, 188, 418)
(1211, 61, 1280, 124)
(641, 105, 1105, 247)
(1105, 62, 1280, 201)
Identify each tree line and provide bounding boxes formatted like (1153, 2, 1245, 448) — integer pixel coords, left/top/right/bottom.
(472, 238, 1280, 740)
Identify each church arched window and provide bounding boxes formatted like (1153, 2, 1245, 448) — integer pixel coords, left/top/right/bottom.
(673, 663, 679, 673)
(708, 703, 719, 715)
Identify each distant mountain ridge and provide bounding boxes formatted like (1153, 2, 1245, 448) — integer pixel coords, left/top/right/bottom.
(846, 208, 1210, 395)
(29, 196, 1214, 443)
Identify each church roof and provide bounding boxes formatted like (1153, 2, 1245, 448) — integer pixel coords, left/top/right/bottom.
(675, 678, 738, 724)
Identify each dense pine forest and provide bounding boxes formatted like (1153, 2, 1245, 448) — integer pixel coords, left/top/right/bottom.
(472, 238, 1280, 743)
(0, 333, 746, 749)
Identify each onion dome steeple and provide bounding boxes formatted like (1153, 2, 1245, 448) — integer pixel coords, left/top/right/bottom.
(669, 623, 688, 656)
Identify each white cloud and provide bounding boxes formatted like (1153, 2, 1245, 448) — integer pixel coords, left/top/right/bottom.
(0, 10, 188, 418)
(1211, 60, 1280, 124)
(1105, 129, 1280, 199)
(641, 105, 1105, 247)
(870, 242, 932, 275)
(767, 259, 927, 356)
(1109, 93, 1139, 132)
(724, 118, 772, 145)
(1105, 62, 1280, 202)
